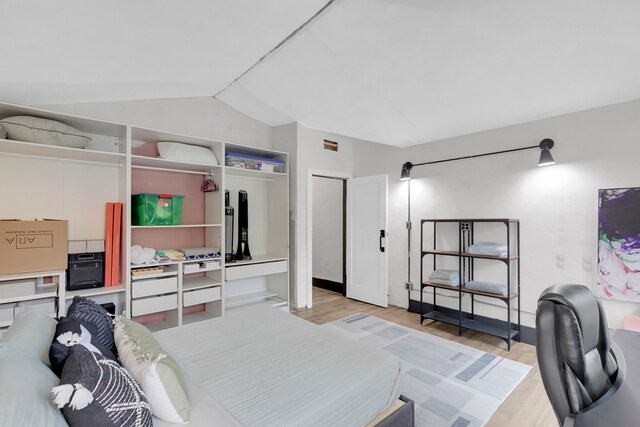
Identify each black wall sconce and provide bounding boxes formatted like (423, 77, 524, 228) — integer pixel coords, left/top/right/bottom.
(400, 138, 556, 180)
(400, 138, 556, 301)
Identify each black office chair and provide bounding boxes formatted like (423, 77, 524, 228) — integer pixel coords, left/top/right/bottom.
(536, 284, 618, 426)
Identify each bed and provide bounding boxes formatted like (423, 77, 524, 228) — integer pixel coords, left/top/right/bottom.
(152, 304, 405, 427)
(0, 303, 411, 427)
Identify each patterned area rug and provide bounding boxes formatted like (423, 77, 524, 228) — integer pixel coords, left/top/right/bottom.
(325, 313, 531, 427)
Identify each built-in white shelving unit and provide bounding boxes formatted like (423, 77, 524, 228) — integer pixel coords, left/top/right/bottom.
(223, 142, 289, 312)
(0, 100, 289, 330)
(65, 284, 126, 300)
(0, 271, 65, 328)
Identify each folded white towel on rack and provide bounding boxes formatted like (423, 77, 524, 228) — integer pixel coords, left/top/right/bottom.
(468, 242, 508, 257)
(429, 278, 460, 287)
(465, 280, 508, 296)
(429, 270, 460, 281)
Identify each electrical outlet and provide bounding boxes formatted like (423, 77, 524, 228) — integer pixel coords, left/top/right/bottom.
(405, 282, 413, 290)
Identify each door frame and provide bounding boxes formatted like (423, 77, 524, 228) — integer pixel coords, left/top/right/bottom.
(307, 169, 353, 308)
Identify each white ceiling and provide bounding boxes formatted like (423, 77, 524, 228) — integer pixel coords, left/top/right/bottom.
(3, 0, 640, 147)
(0, 0, 327, 104)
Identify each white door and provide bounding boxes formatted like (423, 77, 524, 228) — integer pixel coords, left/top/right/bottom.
(346, 174, 388, 307)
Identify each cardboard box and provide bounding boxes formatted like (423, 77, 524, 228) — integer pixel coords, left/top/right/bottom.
(0, 219, 68, 275)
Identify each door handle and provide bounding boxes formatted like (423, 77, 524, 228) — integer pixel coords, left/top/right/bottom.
(379, 230, 386, 252)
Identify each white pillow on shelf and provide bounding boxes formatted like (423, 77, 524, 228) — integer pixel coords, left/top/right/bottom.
(157, 141, 218, 165)
(0, 116, 91, 149)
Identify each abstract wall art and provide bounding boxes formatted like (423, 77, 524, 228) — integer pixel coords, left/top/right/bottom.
(598, 187, 640, 302)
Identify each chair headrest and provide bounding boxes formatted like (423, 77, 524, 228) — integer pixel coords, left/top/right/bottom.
(539, 284, 601, 354)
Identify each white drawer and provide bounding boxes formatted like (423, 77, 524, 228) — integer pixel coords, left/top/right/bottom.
(15, 298, 56, 317)
(225, 260, 287, 281)
(0, 303, 16, 324)
(183, 260, 221, 274)
(131, 294, 177, 317)
(183, 286, 221, 307)
(131, 276, 178, 299)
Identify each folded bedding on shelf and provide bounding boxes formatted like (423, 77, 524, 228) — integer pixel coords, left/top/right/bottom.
(429, 278, 459, 287)
(467, 242, 508, 257)
(429, 270, 460, 286)
(429, 269, 459, 281)
(465, 280, 508, 296)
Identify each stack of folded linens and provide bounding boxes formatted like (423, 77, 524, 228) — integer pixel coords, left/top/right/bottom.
(467, 242, 508, 257)
(428, 270, 460, 286)
(465, 280, 508, 296)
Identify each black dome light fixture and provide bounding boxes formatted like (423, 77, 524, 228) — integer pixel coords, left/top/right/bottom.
(538, 138, 555, 167)
(400, 162, 413, 181)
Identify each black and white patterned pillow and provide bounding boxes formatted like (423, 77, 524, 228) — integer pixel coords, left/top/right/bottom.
(52, 345, 152, 427)
(49, 317, 117, 377)
(67, 296, 116, 354)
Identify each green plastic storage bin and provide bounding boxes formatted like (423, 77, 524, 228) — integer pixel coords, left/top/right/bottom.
(170, 194, 184, 225)
(132, 193, 185, 225)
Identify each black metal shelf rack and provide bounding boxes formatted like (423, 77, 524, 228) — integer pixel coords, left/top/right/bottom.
(419, 218, 521, 350)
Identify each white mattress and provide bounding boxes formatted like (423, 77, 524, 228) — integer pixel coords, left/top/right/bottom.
(153, 305, 401, 427)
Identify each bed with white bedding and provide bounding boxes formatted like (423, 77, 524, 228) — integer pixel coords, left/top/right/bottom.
(153, 304, 402, 427)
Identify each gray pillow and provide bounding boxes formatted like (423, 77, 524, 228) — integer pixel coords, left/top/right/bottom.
(53, 345, 152, 427)
(0, 307, 57, 366)
(0, 343, 68, 427)
(0, 115, 91, 149)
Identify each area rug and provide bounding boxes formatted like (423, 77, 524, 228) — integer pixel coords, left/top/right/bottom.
(324, 313, 531, 427)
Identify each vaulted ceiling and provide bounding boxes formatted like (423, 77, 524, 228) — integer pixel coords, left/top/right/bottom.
(3, 0, 640, 146)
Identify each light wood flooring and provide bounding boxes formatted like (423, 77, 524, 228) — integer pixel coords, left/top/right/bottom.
(293, 287, 556, 427)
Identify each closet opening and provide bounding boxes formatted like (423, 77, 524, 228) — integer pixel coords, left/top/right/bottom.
(311, 174, 347, 297)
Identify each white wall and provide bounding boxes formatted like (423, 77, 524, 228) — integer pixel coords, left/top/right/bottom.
(40, 97, 272, 148)
(354, 99, 640, 328)
(312, 177, 343, 283)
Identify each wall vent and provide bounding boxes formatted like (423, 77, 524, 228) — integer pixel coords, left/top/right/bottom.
(323, 139, 338, 152)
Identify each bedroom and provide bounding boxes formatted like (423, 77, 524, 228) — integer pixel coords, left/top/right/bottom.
(1, 1, 640, 426)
